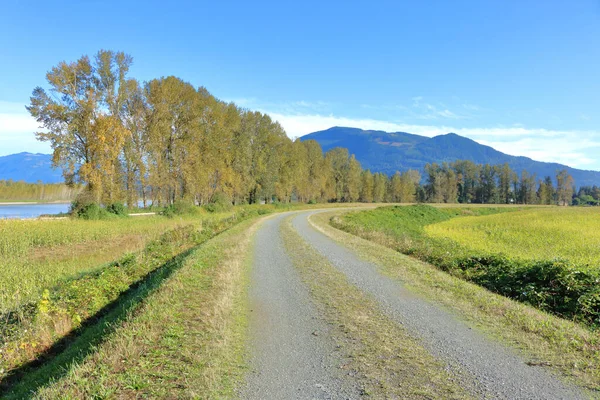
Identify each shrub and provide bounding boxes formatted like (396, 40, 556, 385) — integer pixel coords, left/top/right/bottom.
(162, 200, 199, 218)
(204, 192, 233, 213)
(106, 202, 127, 216)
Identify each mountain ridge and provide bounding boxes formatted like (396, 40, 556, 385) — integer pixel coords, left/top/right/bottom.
(0, 152, 63, 183)
(301, 126, 600, 187)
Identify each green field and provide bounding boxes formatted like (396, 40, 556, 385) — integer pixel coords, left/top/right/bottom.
(334, 205, 600, 327)
(425, 207, 600, 266)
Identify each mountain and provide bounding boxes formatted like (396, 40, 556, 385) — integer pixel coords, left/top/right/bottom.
(0, 152, 63, 183)
(301, 127, 600, 188)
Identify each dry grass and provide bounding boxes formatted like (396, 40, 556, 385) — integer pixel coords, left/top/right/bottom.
(311, 210, 600, 393)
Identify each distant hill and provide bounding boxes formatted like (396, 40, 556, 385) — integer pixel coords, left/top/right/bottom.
(301, 127, 600, 188)
(0, 152, 63, 183)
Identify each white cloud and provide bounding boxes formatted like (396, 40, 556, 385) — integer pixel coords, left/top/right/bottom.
(0, 102, 49, 156)
(262, 111, 600, 169)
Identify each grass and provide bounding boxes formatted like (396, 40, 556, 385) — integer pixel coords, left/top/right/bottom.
(23, 213, 263, 399)
(335, 205, 600, 326)
(425, 207, 600, 266)
(313, 210, 600, 393)
(0, 212, 234, 313)
(281, 215, 470, 399)
(340, 204, 522, 241)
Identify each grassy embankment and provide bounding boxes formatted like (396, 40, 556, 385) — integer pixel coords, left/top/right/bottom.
(281, 216, 470, 399)
(3, 211, 265, 399)
(0, 204, 284, 396)
(320, 207, 600, 391)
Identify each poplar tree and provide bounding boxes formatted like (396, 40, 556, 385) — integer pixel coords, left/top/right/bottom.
(556, 169, 574, 206)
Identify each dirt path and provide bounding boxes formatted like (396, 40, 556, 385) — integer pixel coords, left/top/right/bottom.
(239, 213, 361, 399)
(290, 210, 587, 400)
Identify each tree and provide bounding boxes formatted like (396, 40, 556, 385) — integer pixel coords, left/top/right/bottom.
(556, 169, 574, 206)
(360, 170, 374, 203)
(478, 164, 497, 204)
(28, 50, 133, 204)
(346, 155, 362, 202)
(425, 163, 444, 203)
(537, 176, 555, 205)
(372, 172, 387, 203)
(496, 163, 513, 204)
(517, 170, 537, 204)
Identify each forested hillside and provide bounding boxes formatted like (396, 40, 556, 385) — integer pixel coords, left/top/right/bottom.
(302, 127, 600, 187)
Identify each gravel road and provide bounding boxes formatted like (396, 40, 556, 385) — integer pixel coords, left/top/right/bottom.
(290, 210, 588, 400)
(239, 213, 361, 399)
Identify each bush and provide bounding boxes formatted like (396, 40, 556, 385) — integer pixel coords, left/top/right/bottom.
(203, 192, 233, 213)
(106, 202, 127, 216)
(162, 199, 199, 218)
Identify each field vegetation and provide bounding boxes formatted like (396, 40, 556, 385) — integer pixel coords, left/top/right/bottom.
(0, 181, 79, 203)
(333, 205, 600, 327)
(0, 202, 374, 394)
(0, 213, 213, 312)
(425, 207, 600, 265)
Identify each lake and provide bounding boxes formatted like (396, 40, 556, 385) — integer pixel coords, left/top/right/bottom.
(0, 203, 71, 219)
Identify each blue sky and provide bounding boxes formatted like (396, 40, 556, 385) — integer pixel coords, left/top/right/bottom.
(1, 0, 600, 169)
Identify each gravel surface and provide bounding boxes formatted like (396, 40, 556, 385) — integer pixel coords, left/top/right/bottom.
(239, 213, 361, 399)
(291, 210, 589, 400)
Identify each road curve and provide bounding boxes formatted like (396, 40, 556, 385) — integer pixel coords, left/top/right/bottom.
(291, 210, 588, 400)
(239, 213, 361, 399)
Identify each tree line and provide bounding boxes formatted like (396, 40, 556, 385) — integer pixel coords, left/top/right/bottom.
(27, 50, 575, 208)
(422, 161, 574, 205)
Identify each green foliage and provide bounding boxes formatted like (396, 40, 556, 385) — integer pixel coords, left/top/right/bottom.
(335, 206, 600, 327)
(162, 200, 199, 218)
(106, 202, 126, 216)
(204, 192, 233, 213)
(71, 201, 124, 220)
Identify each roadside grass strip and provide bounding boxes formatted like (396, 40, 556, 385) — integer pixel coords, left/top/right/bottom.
(10, 215, 262, 399)
(281, 215, 471, 399)
(311, 211, 600, 393)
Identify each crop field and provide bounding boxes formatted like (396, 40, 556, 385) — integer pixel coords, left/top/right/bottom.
(425, 207, 600, 266)
(0, 212, 232, 313)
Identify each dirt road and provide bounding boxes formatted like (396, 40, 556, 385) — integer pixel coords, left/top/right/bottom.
(240, 210, 589, 399)
(239, 213, 361, 399)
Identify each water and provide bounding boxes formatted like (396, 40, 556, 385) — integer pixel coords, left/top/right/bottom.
(0, 203, 70, 219)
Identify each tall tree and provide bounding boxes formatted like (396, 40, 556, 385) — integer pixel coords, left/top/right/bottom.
(538, 176, 555, 205)
(556, 169, 574, 206)
(28, 51, 133, 204)
(360, 170, 374, 203)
